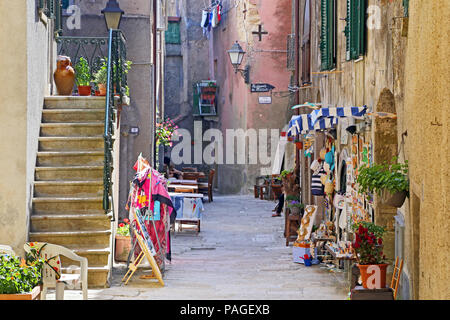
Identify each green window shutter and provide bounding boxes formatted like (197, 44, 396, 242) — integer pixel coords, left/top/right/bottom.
(165, 21, 181, 44)
(403, 0, 409, 17)
(54, 0, 62, 35)
(320, 0, 335, 71)
(344, 0, 366, 61)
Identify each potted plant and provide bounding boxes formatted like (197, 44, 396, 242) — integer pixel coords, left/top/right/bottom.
(115, 218, 132, 262)
(74, 57, 92, 96)
(356, 157, 409, 207)
(287, 200, 304, 215)
(351, 221, 388, 289)
(0, 254, 42, 300)
(93, 60, 107, 96)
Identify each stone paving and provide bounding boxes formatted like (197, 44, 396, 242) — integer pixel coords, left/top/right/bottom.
(47, 195, 349, 300)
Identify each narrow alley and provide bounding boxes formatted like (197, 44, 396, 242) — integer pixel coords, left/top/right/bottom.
(47, 195, 348, 300)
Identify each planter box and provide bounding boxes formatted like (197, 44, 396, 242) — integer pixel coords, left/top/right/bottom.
(0, 286, 40, 300)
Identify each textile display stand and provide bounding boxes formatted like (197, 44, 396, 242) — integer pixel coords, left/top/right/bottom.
(122, 209, 164, 286)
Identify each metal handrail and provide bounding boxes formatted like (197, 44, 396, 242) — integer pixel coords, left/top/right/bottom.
(103, 29, 127, 217)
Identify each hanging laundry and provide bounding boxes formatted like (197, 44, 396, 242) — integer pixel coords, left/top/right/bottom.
(211, 5, 219, 28)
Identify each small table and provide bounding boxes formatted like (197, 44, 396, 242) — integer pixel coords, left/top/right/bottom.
(168, 179, 198, 185)
(168, 184, 198, 193)
(169, 192, 204, 233)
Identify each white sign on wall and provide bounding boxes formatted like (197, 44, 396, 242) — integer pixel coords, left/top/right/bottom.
(258, 96, 272, 104)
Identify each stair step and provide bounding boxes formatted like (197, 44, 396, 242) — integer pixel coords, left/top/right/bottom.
(59, 247, 111, 268)
(30, 213, 111, 232)
(29, 230, 111, 247)
(34, 180, 104, 197)
(39, 136, 104, 151)
(35, 166, 104, 181)
(32, 196, 104, 215)
(37, 151, 104, 167)
(40, 122, 104, 137)
(44, 96, 106, 110)
(42, 108, 105, 123)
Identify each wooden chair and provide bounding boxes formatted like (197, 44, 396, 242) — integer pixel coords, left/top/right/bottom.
(183, 172, 200, 180)
(390, 257, 404, 300)
(174, 187, 194, 193)
(198, 169, 215, 202)
(0, 245, 15, 256)
(182, 167, 197, 172)
(24, 242, 88, 300)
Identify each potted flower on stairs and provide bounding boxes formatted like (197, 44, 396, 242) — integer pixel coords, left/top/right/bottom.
(356, 157, 409, 207)
(74, 57, 92, 96)
(115, 218, 132, 262)
(352, 221, 388, 289)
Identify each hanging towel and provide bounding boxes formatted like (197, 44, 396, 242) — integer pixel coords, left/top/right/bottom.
(201, 10, 209, 28)
(217, 3, 222, 23)
(212, 5, 219, 27)
(311, 165, 326, 196)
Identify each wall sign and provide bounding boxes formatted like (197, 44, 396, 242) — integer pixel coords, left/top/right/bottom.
(251, 83, 275, 92)
(258, 96, 272, 104)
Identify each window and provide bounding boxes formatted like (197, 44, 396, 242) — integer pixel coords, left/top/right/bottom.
(301, 0, 311, 85)
(344, 0, 366, 61)
(39, 0, 63, 35)
(165, 19, 181, 44)
(320, 0, 337, 71)
(61, 0, 75, 16)
(403, 0, 409, 17)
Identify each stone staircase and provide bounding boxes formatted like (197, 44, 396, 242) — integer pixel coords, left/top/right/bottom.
(30, 96, 113, 288)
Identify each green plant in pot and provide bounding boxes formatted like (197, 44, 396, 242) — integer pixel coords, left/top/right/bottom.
(93, 60, 108, 96)
(351, 221, 388, 289)
(0, 254, 42, 299)
(287, 200, 304, 215)
(356, 157, 409, 207)
(74, 57, 92, 96)
(115, 218, 132, 262)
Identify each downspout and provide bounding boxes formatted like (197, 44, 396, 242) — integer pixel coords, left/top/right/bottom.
(153, 0, 158, 168)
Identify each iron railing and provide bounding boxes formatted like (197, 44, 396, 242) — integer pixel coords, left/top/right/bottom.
(103, 29, 127, 215)
(56, 30, 127, 216)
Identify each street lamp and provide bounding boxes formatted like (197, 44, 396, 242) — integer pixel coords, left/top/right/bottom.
(101, 0, 124, 30)
(227, 41, 250, 83)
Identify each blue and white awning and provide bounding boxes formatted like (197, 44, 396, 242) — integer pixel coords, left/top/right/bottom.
(287, 114, 338, 137)
(309, 106, 368, 126)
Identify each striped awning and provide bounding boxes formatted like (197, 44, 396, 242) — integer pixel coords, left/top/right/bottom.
(287, 114, 338, 137)
(309, 106, 368, 126)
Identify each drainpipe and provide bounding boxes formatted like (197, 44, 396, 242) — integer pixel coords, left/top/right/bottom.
(153, 0, 157, 168)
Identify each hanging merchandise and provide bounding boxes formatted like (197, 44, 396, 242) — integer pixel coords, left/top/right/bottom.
(125, 154, 177, 268)
(201, 10, 210, 28)
(217, 2, 222, 23)
(311, 163, 326, 196)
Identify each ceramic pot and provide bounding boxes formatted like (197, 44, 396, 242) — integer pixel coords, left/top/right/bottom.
(98, 83, 107, 96)
(54, 56, 75, 96)
(358, 264, 389, 289)
(78, 85, 91, 96)
(115, 235, 132, 262)
(382, 189, 407, 207)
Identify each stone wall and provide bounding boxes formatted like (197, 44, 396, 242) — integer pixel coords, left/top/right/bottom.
(402, 0, 449, 300)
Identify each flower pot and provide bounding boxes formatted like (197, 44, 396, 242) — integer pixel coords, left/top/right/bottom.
(54, 56, 75, 96)
(78, 85, 91, 96)
(98, 83, 107, 96)
(115, 235, 132, 262)
(381, 189, 407, 207)
(0, 285, 41, 300)
(357, 264, 389, 289)
(290, 207, 301, 215)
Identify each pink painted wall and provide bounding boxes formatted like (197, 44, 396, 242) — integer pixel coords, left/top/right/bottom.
(210, 0, 293, 193)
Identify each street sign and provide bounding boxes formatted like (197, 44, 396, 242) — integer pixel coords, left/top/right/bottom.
(251, 83, 275, 92)
(258, 96, 272, 104)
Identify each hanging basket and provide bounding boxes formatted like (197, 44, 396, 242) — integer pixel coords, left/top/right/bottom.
(381, 189, 407, 207)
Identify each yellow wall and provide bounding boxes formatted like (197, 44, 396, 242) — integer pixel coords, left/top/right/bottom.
(0, 1, 29, 254)
(403, 0, 450, 300)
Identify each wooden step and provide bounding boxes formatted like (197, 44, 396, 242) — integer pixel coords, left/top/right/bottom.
(29, 230, 111, 247)
(42, 108, 105, 123)
(30, 213, 111, 232)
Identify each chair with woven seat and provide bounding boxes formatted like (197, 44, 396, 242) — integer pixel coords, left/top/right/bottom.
(198, 169, 215, 202)
(24, 242, 88, 300)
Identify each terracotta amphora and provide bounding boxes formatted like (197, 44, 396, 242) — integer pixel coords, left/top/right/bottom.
(54, 55, 75, 96)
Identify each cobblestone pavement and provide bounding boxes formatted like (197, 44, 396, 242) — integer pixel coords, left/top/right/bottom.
(48, 195, 349, 300)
